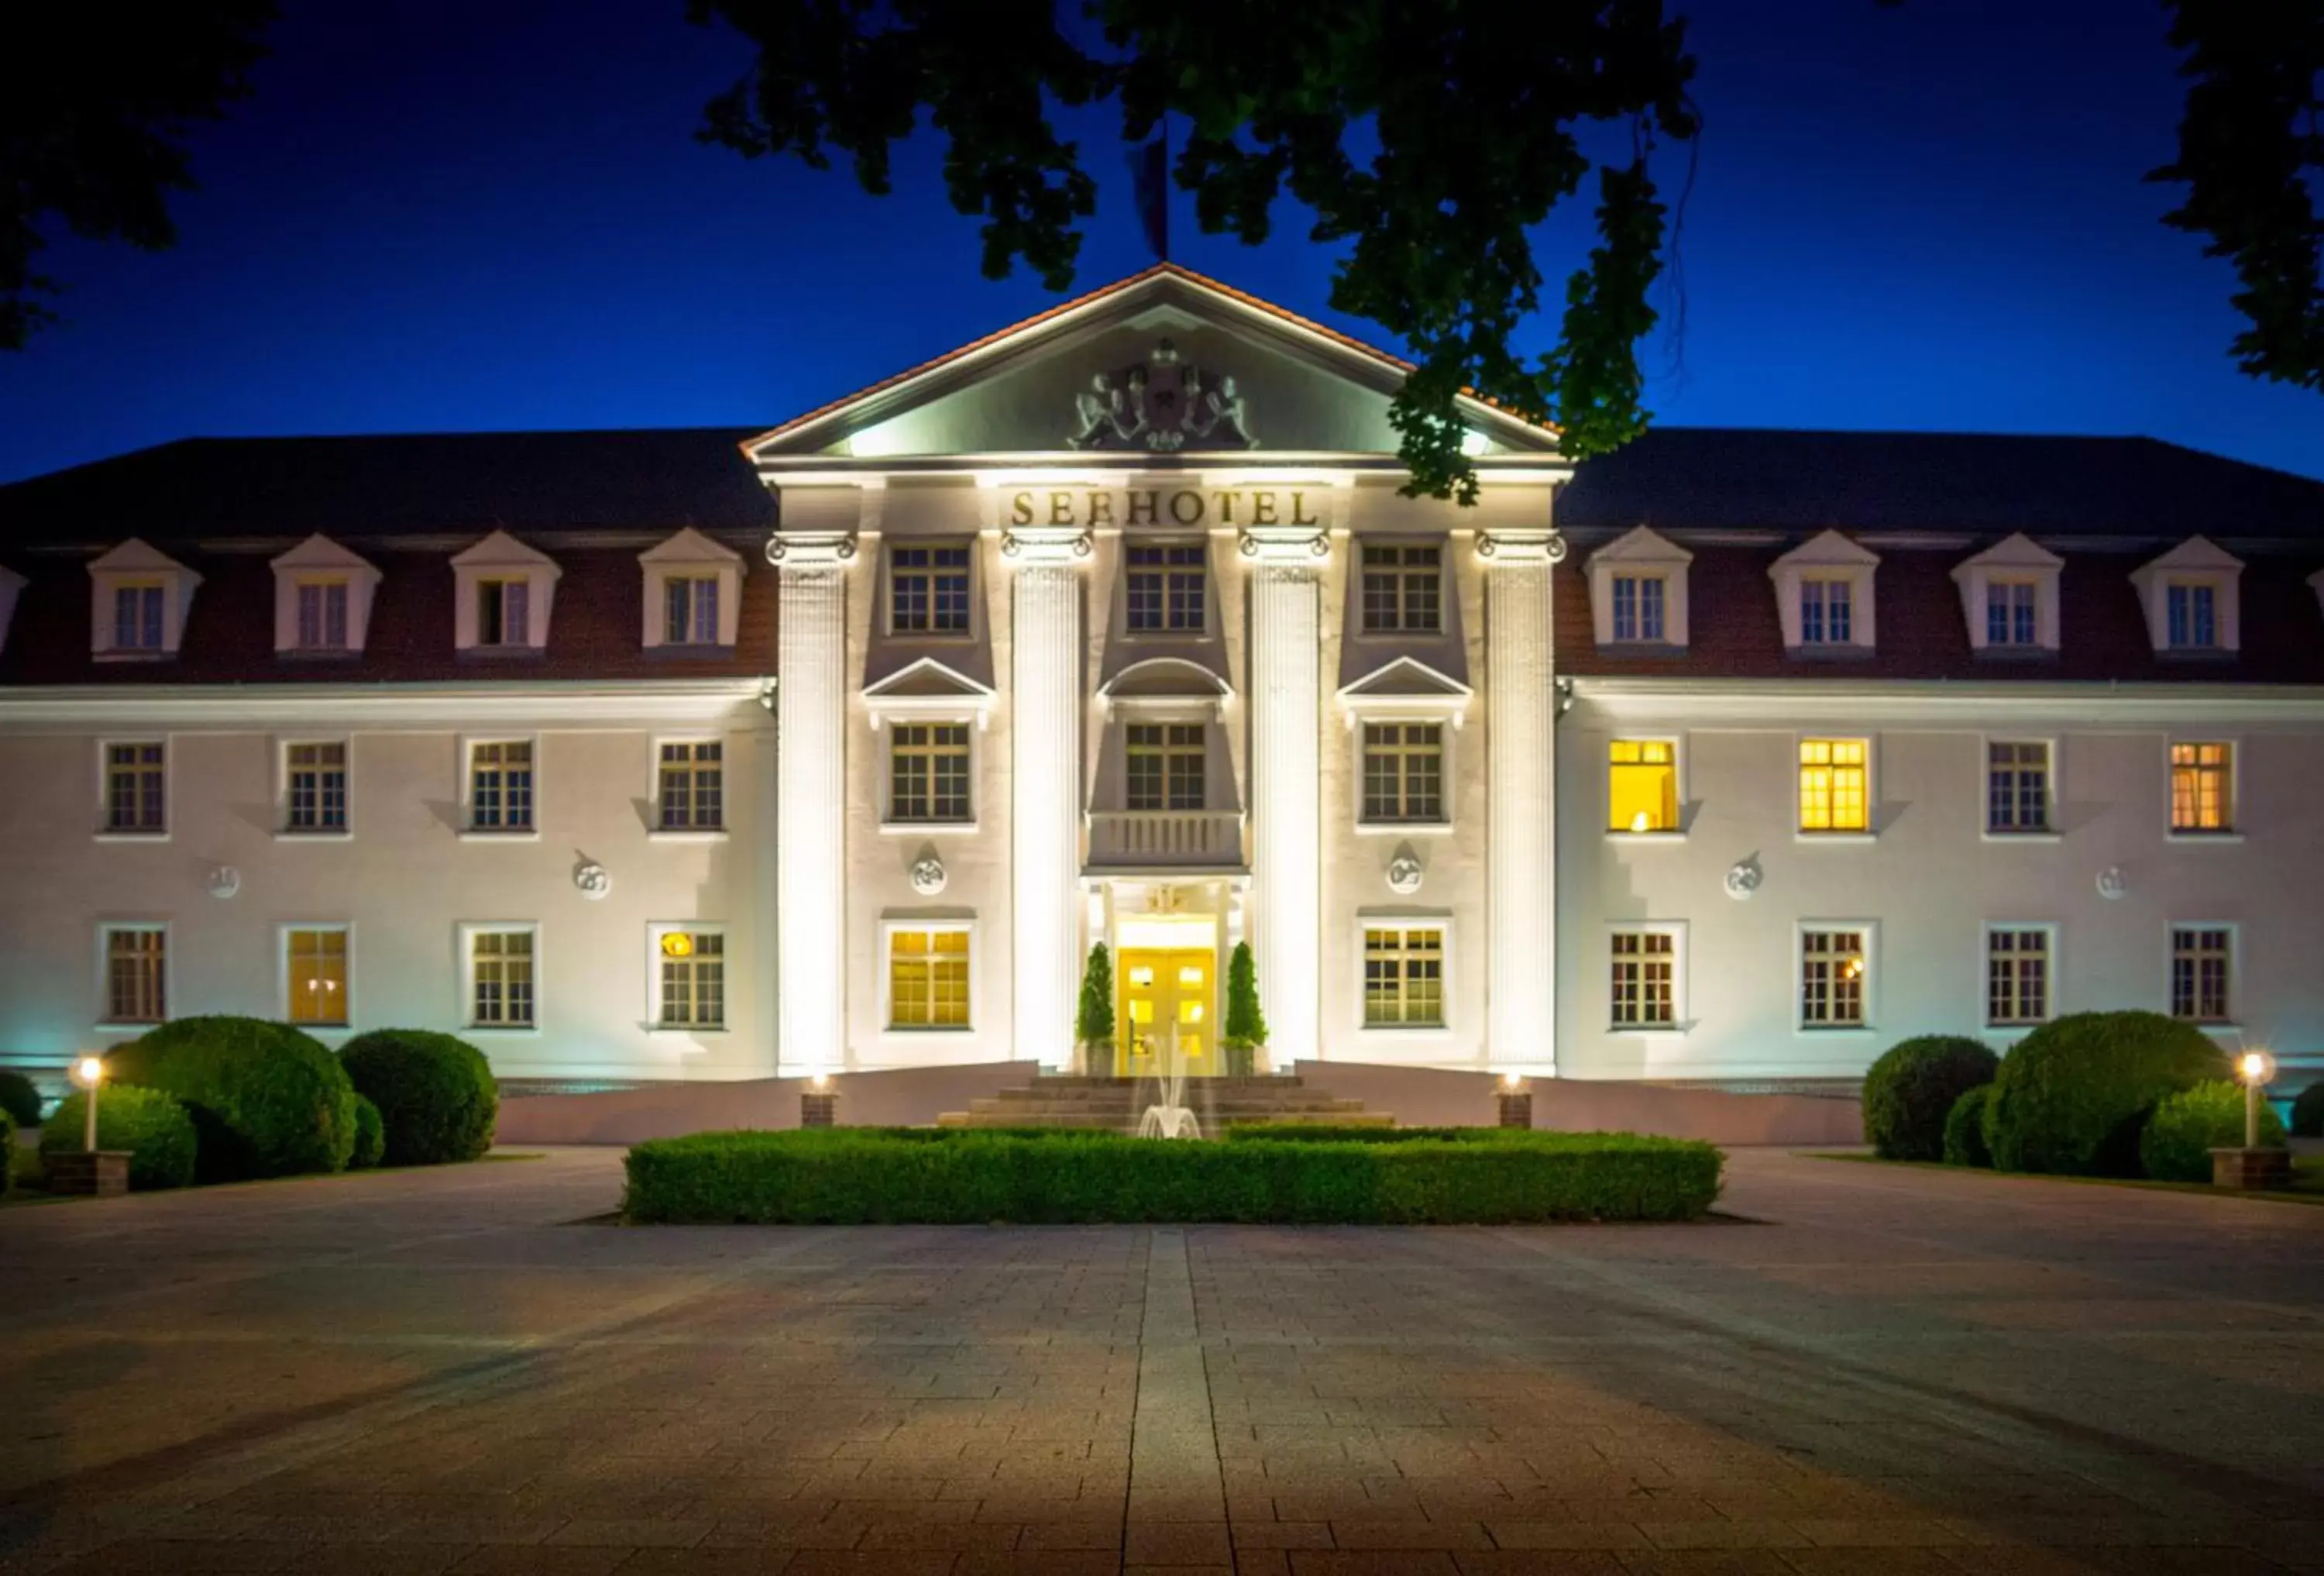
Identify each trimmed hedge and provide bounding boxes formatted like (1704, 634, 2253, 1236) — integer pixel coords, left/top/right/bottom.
(349, 1095, 386, 1169)
(1864, 1035, 1997, 1161)
(40, 1086, 200, 1190)
(1982, 1011, 2228, 1176)
(111, 1017, 356, 1181)
(1943, 1085, 1995, 1168)
(623, 1127, 1724, 1225)
(339, 1030, 497, 1166)
(2292, 1082, 2324, 1139)
(2140, 1080, 2287, 1182)
(0, 1069, 41, 1129)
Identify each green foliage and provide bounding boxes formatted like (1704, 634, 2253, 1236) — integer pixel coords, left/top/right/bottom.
(339, 1030, 498, 1166)
(1862, 1035, 1999, 1161)
(1222, 941, 1267, 1047)
(1074, 944, 1117, 1048)
(1982, 1011, 2229, 1177)
(623, 1127, 1721, 1225)
(0, 1107, 12, 1198)
(0, 1069, 42, 1128)
(39, 1086, 199, 1190)
(110, 1016, 356, 1181)
(349, 1094, 386, 1170)
(2291, 1082, 2324, 1138)
(1942, 1086, 1995, 1169)
(689, 0, 1700, 497)
(2140, 1080, 2288, 1182)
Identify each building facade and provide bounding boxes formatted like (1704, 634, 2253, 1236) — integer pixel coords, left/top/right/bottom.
(2, 267, 2320, 1089)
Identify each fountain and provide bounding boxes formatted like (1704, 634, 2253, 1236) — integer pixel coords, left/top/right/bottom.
(1133, 1025, 1203, 1139)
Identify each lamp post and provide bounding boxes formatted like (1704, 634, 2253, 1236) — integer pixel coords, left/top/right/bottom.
(2212, 1049, 2288, 1191)
(2237, 1050, 2278, 1151)
(71, 1053, 105, 1151)
(51, 1055, 128, 1196)
(1496, 1070, 1533, 1130)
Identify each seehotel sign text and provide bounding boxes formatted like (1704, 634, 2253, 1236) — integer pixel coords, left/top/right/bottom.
(1006, 487, 1322, 529)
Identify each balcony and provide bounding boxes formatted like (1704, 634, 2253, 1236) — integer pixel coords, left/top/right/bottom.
(1085, 810, 1245, 871)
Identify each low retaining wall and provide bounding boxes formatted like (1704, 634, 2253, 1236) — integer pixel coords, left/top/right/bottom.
(493, 1062, 1041, 1146)
(1291, 1062, 1863, 1147)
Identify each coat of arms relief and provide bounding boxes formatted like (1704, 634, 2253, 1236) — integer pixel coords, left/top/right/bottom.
(1067, 338, 1257, 452)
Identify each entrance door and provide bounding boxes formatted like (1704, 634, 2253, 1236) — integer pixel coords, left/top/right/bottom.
(1117, 948, 1215, 1077)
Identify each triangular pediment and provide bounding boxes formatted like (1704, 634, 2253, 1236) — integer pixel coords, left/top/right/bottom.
(639, 526, 744, 567)
(451, 528, 560, 574)
(271, 533, 380, 576)
(1951, 531, 2062, 579)
(862, 656, 998, 701)
(1587, 524, 1692, 569)
(1769, 528, 1879, 573)
(747, 264, 1559, 463)
(88, 537, 194, 577)
(2136, 534, 2243, 576)
(1336, 656, 1473, 702)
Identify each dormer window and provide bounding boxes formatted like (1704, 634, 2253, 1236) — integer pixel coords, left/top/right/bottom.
(2131, 536, 2240, 656)
(1952, 534, 2061, 656)
(477, 579, 531, 646)
(1587, 527, 1691, 649)
(88, 539, 200, 659)
(2166, 581, 2218, 650)
(113, 584, 166, 650)
(1769, 531, 1878, 656)
(452, 531, 559, 654)
(272, 536, 382, 657)
(1986, 580, 2038, 647)
(639, 528, 744, 651)
(1800, 577, 1854, 645)
(664, 576, 719, 645)
(296, 581, 349, 650)
(1611, 574, 1665, 642)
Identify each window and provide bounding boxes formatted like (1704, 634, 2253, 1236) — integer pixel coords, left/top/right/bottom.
(469, 741, 535, 831)
(1126, 544, 1205, 632)
(2171, 927, 2232, 1023)
(1611, 574, 1666, 642)
(113, 584, 165, 651)
(469, 930, 536, 1028)
(891, 544, 971, 634)
(284, 927, 349, 1027)
(1360, 724, 1445, 823)
(1800, 930, 1868, 1027)
(1608, 739, 1678, 833)
(658, 742, 724, 831)
(657, 930, 727, 1029)
(285, 742, 349, 833)
(889, 927, 969, 1029)
(1609, 931, 1676, 1028)
(1360, 545, 1442, 634)
(104, 742, 167, 834)
(1985, 581, 2038, 648)
(102, 927, 166, 1024)
(477, 579, 530, 647)
(1987, 928, 2051, 1027)
(1126, 724, 1205, 811)
(2166, 583, 2218, 651)
(889, 724, 971, 823)
(1800, 578, 1853, 645)
(2169, 742, 2233, 834)
(296, 581, 349, 650)
(1798, 739, 1868, 833)
(663, 576, 720, 645)
(1985, 742, 2051, 834)
(1363, 925, 1446, 1027)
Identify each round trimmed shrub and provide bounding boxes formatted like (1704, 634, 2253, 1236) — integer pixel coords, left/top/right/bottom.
(2291, 1082, 2324, 1139)
(2140, 1080, 2288, 1182)
(1982, 1011, 2229, 1176)
(109, 1017, 356, 1182)
(39, 1086, 200, 1189)
(349, 1094, 386, 1169)
(1943, 1085, 1995, 1168)
(339, 1030, 497, 1166)
(0, 1069, 42, 1129)
(1863, 1035, 1998, 1161)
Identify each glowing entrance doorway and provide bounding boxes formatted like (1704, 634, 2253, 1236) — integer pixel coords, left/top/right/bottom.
(1117, 948, 1215, 1078)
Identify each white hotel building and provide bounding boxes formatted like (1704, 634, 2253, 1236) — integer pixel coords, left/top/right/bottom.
(2, 266, 2320, 1093)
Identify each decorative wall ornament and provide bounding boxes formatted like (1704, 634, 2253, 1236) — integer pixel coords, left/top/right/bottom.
(909, 853, 949, 896)
(1476, 530, 1569, 564)
(2095, 865, 2128, 900)
(1001, 527, 1094, 561)
(765, 532, 858, 567)
(1067, 338, 1256, 452)
(1146, 884, 1186, 915)
(1723, 856, 1762, 900)
(1237, 526, 1331, 560)
(206, 865, 241, 900)
(574, 860, 611, 900)
(1385, 851, 1425, 896)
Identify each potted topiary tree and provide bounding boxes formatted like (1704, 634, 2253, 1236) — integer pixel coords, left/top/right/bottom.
(1222, 941, 1267, 1077)
(1074, 944, 1116, 1076)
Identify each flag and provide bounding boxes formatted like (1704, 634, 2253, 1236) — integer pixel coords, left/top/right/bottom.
(1129, 131, 1168, 261)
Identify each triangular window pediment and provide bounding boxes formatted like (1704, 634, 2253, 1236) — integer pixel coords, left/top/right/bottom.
(1587, 524, 1692, 568)
(639, 526, 744, 567)
(270, 533, 377, 573)
(1769, 528, 1880, 573)
(862, 656, 996, 729)
(1951, 531, 2062, 576)
(1336, 656, 1472, 701)
(452, 528, 559, 572)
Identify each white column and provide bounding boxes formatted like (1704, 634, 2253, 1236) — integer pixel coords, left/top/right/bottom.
(1480, 530, 1565, 1072)
(1006, 528, 1091, 1071)
(1242, 527, 1330, 1064)
(770, 534, 854, 1075)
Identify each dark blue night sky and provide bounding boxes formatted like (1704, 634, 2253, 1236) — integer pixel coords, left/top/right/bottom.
(1, 0, 2315, 485)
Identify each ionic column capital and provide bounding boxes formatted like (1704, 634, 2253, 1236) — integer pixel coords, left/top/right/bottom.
(1238, 525, 1332, 565)
(1475, 530, 1568, 566)
(1001, 526, 1095, 565)
(765, 531, 860, 569)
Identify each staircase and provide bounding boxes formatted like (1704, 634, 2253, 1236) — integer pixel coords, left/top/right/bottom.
(935, 1074, 1391, 1134)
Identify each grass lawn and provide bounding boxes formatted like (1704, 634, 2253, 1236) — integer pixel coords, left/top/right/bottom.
(1805, 1148, 2324, 1206)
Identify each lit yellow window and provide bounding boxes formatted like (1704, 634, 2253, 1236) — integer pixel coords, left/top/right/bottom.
(1798, 738, 1868, 832)
(285, 928, 348, 1026)
(1607, 740, 1677, 832)
(2169, 742, 2232, 832)
(889, 927, 970, 1028)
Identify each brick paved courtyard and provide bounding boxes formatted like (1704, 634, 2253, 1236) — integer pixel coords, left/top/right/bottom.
(2, 1146, 2319, 1574)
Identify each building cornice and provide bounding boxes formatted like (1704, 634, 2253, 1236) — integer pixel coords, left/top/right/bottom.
(0, 677, 774, 730)
(1565, 676, 2324, 725)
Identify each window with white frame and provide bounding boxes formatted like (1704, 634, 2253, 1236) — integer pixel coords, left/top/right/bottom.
(889, 544, 971, 634)
(2165, 581, 2219, 651)
(1363, 924, 1446, 1027)
(1360, 544, 1442, 634)
(1986, 741, 2051, 834)
(1609, 931, 1676, 1028)
(2169, 742, 2233, 834)
(103, 742, 167, 834)
(889, 724, 971, 823)
(112, 583, 167, 651)
(2171, 926, 2232, 1023)
(295, 580, 351, 651)
(284, 742, 349, 833)
(1126, 543, 1205, 632)
(656, 929, 726, 1029)
(1985, 580, 2039, 648)
(888, 925, 969, 1029)
(658, 742, 724, 831)
(1986, 927, 2051, 1027)
(663, 576, 720, 646)
(1610, 573, 1666, 643)
(1800, 929, 1868, 1027)
(469, 741, 535, 831)
(1360, 723, 1445, 824)
(468, 928, 536, 1028)
(284, 927, 349, 1027)
(101, 927, 167, 1024)
(476, 579, 531, 647)
(1800, 576, 1854, 646)
(1126, 724, 1205, 810)
(1798, 739, 1869, 833)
